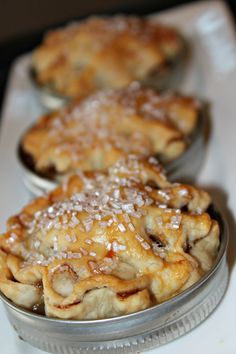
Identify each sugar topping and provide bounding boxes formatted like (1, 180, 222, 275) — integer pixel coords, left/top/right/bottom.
(47, 84, 171, 157)
(27, 159, 154, 237)
(10, 156, 190, 268)
(23, 83, 198, 175)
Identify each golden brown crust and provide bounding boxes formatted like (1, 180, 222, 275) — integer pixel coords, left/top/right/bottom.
(21, 84, 200, 177)
(0, 156, 219, 319)
(32, 16, 184, 98)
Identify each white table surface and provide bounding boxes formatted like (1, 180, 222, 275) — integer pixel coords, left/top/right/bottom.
(0, 1, 236, 353)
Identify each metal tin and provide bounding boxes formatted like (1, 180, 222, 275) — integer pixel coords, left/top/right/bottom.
(0, 208, 228, 354)
(18, 112, 206, 197)
(165, 112, 205, 182)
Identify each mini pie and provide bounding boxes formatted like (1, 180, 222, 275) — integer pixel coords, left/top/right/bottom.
(32, 16, 184, 98)
(0, 155, 220, 320)
(20, 84, 200, 179)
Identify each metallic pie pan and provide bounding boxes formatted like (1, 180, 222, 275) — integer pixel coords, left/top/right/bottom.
(0, 208, 228, 354)
(18, 113, 205, 197)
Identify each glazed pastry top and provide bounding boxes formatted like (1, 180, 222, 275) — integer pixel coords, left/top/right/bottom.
(21, 84, 200, 177)
(32, 16, 184, 97)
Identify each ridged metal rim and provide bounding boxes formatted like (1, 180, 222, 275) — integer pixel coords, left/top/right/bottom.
(5, 265, 227, 354)
(0, 209, 228, 354)
(17, 111, 205, 196)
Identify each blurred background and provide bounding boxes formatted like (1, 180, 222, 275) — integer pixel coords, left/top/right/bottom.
(0, 0, 236, 109)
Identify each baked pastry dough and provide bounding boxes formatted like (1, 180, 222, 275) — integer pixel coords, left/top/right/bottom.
(32, 16, 184, 98)
(0, 155, 219, 319)
(20, 84, 200, 178)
